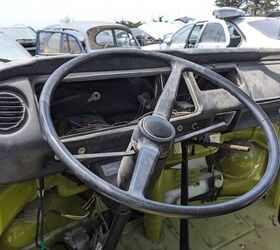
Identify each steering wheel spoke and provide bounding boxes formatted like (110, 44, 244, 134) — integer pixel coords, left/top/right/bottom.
(153, 62, 183, 120)
(128, 144, 160, 197)
(73, 150, 135, 160)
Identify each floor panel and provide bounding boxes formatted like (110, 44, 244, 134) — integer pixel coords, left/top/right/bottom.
(118, 200, 280, 250)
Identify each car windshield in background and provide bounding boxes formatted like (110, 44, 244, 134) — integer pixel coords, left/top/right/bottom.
(38, 31, 83, 54)
(131, 28, 152, 38)
(171, 24, 194, 46)
(0, 33, 31, 60)
(115, 29, 138, 47)
(248, 19, 280, 40)
(87, 28, 138, 49)
(0, 27, 36, 41)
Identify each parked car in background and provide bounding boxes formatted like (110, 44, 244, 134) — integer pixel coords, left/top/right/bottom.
(131, 28, 156, 46)
(174, 16, 195, 23)
(0, 31, 31, 63)
(161, 7, 280, 50)
(140, 21, 184, 50)
(139, 22, 184, 41)
(36, 21, 140, 56)
(0, 25, 36, 55)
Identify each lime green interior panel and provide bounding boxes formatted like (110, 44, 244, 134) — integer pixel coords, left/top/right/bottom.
(0, 192, 87, 249)
(0, 174, 88, 238)
(0, 181, 36, 236)
(215, 140, 267, 195)
(118, 200, 280, 250)
(143, 125, 280, 241)
(1, 124, 280, 248)
(144, 174, 164, 240)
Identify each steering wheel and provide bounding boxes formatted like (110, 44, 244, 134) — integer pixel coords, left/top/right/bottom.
(39, 49, 280, 219)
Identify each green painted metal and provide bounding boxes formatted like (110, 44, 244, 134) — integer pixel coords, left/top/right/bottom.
(0, 181, 37, 237)
(166, 143, 219, 169)
(144, 173, 164, 240)
(144, 165, 201, 240)
(0, 174, 88, 239)
(118, 200, 280, 250)
(215, 140, 267, 196)
(215, 123, 280, 196)
(2, 124, 280, 248)
(0, 192, 87, 249)
(144, 124, 280, 242)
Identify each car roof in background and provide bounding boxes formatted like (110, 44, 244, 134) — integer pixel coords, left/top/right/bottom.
(44, 21, 130, 35)
(186, 12, 279, 26)
(213, 7, 246, 20)
(232, 16, 280, 22)
(174, 16, 196, 23)
(0, 25, 36, 31)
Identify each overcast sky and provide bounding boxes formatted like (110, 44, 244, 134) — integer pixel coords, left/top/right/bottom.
(0, 0, 216, 29)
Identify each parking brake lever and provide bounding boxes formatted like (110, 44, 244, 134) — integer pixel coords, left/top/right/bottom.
(195, 141, 250, 152)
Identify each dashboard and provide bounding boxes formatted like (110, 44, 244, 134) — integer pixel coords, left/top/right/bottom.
(1, 48, 280, 184)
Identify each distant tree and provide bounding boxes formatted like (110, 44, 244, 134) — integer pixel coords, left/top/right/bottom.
(152, 16, 168, 22)
(215, 0, 244, 8)
(116, 19, 143, 28)
(215, 0, 280, 16)
(243, 0, 279, 16)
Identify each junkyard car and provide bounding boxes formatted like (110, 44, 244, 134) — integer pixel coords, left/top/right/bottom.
(162, 7, 280, 50)
(0, 25, 36, 55)
(1, 45, 280, 250)
(0, 31, 31, 63)
(36, 21, 140, 55)
(131, 28, 156, 46)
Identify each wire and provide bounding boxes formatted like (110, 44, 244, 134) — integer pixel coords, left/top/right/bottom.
(35, 177, 46, 250)
(45, 222, 53, 250)
(47, 209, 90, 220)
(46, 192, 96, 221)
(82, 193, 96, 211)
(96, 198, 109, 232)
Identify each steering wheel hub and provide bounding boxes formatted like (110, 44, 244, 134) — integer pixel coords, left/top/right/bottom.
(140, 115, 175, 143)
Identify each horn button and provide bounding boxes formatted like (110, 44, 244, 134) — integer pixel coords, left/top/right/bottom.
(140, 115, 176, 143)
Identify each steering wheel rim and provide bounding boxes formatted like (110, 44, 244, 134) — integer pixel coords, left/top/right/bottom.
(39, 49, 280, 219)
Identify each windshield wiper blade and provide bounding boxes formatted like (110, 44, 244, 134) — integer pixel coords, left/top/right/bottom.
(0, 58, 10, 63)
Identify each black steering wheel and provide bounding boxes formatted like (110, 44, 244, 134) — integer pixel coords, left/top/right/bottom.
(39, 49, 280, 219)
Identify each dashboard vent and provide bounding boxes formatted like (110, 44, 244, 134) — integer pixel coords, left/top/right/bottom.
(0, 91, 26, 132)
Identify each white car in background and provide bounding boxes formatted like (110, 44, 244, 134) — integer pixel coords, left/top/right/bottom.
(139, 21, 184, 50)
(0, 25, 36, 55)
(161, 7, 280, 50)
(0, 31, 31, 63)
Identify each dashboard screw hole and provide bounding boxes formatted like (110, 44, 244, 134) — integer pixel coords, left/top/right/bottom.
(88, 91, 101, 102)
(192, 122, 199, 130)
(78, 147, 86, 154)
(177, 125, 183, 132)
